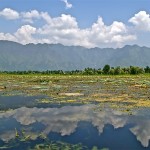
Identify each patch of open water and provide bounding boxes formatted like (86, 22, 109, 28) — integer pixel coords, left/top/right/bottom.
(0, 96, 150, 149)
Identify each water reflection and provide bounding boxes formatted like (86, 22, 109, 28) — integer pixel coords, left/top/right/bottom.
(0, 104, 150, 148)
(128, 109, 150, 147)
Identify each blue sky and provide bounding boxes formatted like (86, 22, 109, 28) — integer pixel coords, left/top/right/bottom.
(0, 0, 150, 48)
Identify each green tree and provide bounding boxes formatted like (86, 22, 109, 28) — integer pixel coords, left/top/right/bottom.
(130, 66, 144, 75)
(144, 66, 150, 73)
(103, 64, 110, 74)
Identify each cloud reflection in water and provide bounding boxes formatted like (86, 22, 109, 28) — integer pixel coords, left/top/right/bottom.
(0, 104, 149, 147)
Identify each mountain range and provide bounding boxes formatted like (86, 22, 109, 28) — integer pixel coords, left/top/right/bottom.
(0, 40, 150, 71)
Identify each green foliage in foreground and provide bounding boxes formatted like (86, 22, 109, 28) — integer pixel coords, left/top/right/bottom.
(0, 128, 109, 150)
(0, 65, 150, 75)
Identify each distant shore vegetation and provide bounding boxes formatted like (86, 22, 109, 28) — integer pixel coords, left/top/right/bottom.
(0, 65, 150, 75)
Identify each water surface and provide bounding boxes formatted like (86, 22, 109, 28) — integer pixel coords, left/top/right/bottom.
(0, 96, 150, 149)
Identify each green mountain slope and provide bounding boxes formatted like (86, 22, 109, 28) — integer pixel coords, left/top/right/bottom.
(0, 41, 149, 71)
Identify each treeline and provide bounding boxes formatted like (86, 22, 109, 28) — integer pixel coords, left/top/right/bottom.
(0, 65, 150, 75)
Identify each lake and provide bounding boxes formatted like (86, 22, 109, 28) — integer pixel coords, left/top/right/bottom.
(0, 95, 150, 150)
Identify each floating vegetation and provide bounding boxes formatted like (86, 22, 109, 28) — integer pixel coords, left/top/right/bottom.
(15, 128, 19, 138)
(58, 92, 84, 96)
(14, 128, 32, 142)
(0, 128, 110, 150)
(32, 142, 85, 150)
(0, 74, 150, 111)
(36, 98, 52, 104)
(31, 141, 109, 150)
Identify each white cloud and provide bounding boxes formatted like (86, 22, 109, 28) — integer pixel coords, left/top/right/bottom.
(41, 14, 78, 29)
(129, 11, 150, 31)
(36, 15, 136, 48)
(0, 33, 17, 41)
(87, 17, 136, 47)
(15, 25, 37, 44)
(0, 8, 144, 48)
(110, 21, 127, 34)
(21, 10, 40, 19)
(61, 0, 73, 9)
(0, 25, 37, 44)
(0, 8, 19, 20)
(21, 10, 40, 23)
(40, 12, 52, 24)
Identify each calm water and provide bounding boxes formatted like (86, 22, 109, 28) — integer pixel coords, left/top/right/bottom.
(0, 96, 150, 150)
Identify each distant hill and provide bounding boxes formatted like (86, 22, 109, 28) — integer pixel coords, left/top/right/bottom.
(0, 40, 150, 71)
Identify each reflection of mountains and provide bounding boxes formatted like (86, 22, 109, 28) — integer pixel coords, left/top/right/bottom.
(0, 105, 149, 147)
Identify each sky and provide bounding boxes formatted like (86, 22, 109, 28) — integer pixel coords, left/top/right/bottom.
(0, 0, 150, 48)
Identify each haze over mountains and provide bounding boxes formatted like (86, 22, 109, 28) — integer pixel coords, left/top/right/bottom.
(0, 40, 150, 71)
